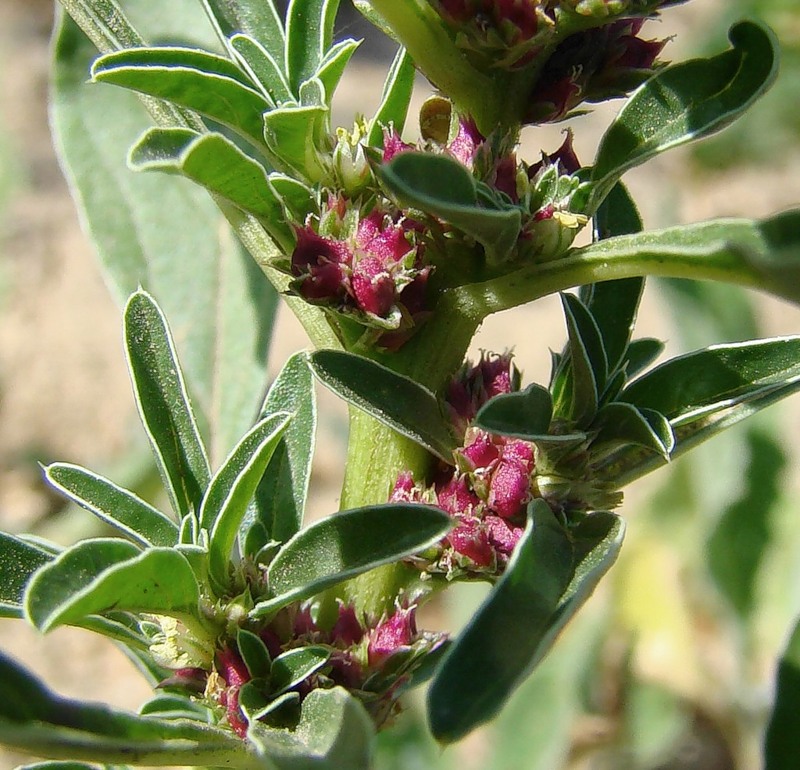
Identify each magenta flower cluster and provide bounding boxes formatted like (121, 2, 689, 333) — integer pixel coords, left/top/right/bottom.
(392, 353, 540, 577)
(192, 600, 443, 738)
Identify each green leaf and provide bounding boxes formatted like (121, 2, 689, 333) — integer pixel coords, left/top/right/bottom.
(253, 504, 452, 616)
(52, 12, 279, 463)
(765, 614, 800, 769)
(271, 647, 330, 694)
(16, 763, 105, 770)
(200, 0, 286, 68)
(247, 687, 374, 769)
(91, 47, 271, 148)
(0, 532, 54, 618)
(25, 540, 201, 632)
(427, 500, 574, 743)
(285, 0, 341, 93)
(621, 336, 800, 425)
(708, 427, 786, 618)
(474, 384, 553, 439)
(129, 128, 295, 251)
(590, 21, 779, 208)
(591, 403, 674, 460)
(625, 338, 664, 379)
(263, 103, 329, 180)
(252, 351, 318, 543)
(201, 413, 292, 592)
(375, 152, 522, 262)
(44, 462, 178, 548)
(230, 33, 293, 105)
(309, 350, 457, 462)
(367, 47, 415, 146)
(0, 651, 247, 766)
(139, 693, 213, 721)
(315, 39, 360, 103)
(125, 290, 211, 518)
(237, 629, 273, 680)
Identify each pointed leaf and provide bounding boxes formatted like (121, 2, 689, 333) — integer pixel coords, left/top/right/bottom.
(237, 629, 273, 680)
(202, 413, 292, 591)
(263, 103, 329, 179)
(129, 128, 295, 251)
(474, 384, 553, 439)
(252, 352, 318, 543)
(91, 48, 270, 147)
(309, 350, 456, 462)
(591, 402, 674, 460)
(427, 500, 574, 743)
(765, 614, 800, 769)
(367, 47, 415, 146)
(139, 693, 214, 721)
(45, 462, 178, 548)
(25, 542, 201, 633)
(125, 290, 211, 518)
(230, 33, 293, 104)
(563, 293, 608, 394)
(590, 21, 778, 208)
(271, 647, 330, 694)
(200, 0, 286, 67)
(315, 39, 360, 103)
(253, 504, 452, 616)
(376, 152, 522, 262)
(285, 0, 341, 93)
(621, 336, 800, 424)
(558, 294, 600, 426)
(625, 338, 665, 379)
(0, 532, 54, 618)
(0, 651, 246, 766)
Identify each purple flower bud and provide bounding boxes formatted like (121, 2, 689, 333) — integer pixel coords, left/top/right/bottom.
(217, 646, 250, 688)
(485, 514, 524, 556)
(327, 650, 363, 689)
(447, 515, 494, 566)
(331, 603, 365, 646)
(487, 440, 534, 519)
(447, 116, 484, 167)
(390, 471, 422, 503)
(157, 667, 208, 693)
(436, 474, 482, 515)
(528, 131, 581, 178)
(351, 256, 397, 316)
(460, 429, 501, 471)
(382, 128, 415, 162)
(291, 226, 352, 302)
(368, 606, 418, 667)
(219, 687, 249, 738)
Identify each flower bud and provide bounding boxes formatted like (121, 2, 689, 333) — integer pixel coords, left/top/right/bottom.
(368, 606, 418, 667)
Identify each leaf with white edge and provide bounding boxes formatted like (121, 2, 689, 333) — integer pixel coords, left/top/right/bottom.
(474, 384, 553, 439)
(590, 21, 778, 209)
(129, 128, 295, 251)
(765, 613, 800, 769)
(556, 294, 600, 426)
(271, 647, 330, 695)
(247, 686, 374, 770)
(309, 350, 457, 462)
(238, 629, 273, 680)
(625, 338, 665, 378)
(17, 763, 106, 769)
(315, 39, 360, 103)
(230, 33, 293, 105)
(0, 532, 54, 618)
(52, 14, 279, 463)
(269, 174, 318, 224)
(91, 48, 270, 147)
(125, 290, 211, 518)
(591, 402, 674, 460)
(285, 0, 341, 93)
(368, 47, 415, 146)
(263, 103, 329, 180)
(376, 152, 521, 262)
(45, 462, 178, 548)
(251, 351, 317, 543)
(202, 413, 292, 592)
(621, 336, 800, 424)
(139, 693, 213, 721)
(563, 292, 608, 394)
(201, 0, 286, 67)
(427, 500, 574, 743)
(0, 651, 248, 766)
(25, 540, 201, 633)
(253, 504, 452, 616)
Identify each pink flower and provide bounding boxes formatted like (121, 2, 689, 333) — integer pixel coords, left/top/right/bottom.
(447, 516, 493, 566)
(290, 226, 352, 302)
(331, 603, 365, 646)
(447, 116, 484, 167)
(368, 606, 418, 667)
(485, 514, 524, 556)
(436, 474, 481, 515)
(216, 646, 251, 739)
(487, 439, 534, 519)
(461, 429, 502, 471)
(382, 128, 415, 162)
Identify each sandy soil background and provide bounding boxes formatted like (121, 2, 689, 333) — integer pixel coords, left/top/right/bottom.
(1, 2, 799, 768)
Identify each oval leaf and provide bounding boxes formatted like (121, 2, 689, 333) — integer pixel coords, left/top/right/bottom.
(590, 21, 778, 208)
(253, 504, 452, 616)
(25, 541, 200, 632)
(309, 349, 457, 462)
(474, 383, 553, 439)
(271, 646, 331, 694)
(45, 462, 178, 548)
(125, 290, 211, 518)
(0, 533, 55, 618)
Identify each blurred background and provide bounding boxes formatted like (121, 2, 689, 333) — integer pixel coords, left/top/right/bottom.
(1, 1, 800, 768)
